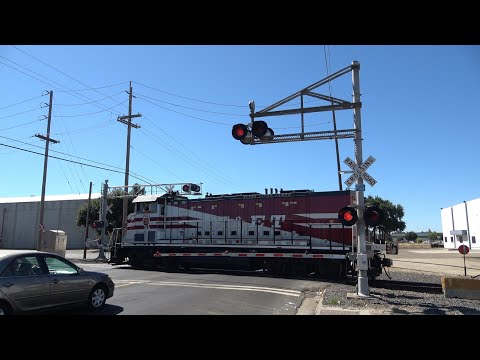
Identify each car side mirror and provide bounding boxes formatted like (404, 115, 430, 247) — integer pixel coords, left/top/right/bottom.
(77, 267, 84, 274)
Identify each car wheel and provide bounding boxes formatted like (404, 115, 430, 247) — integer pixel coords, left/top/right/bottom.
(0, 301, 11, 315)
(89, 285, 107, 310)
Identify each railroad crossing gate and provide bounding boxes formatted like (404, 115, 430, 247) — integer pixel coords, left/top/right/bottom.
(344, 155, 377, 187)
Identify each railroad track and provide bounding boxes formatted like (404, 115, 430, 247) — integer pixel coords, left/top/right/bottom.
(368, 279, 443, 294)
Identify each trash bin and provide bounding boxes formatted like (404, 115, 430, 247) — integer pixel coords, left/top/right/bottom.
(43, 230, 67, 257)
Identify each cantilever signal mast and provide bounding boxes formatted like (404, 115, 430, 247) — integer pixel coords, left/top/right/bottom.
(233, 61, 373, 297)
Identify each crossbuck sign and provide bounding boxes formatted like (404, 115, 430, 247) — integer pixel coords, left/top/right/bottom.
(344, 155, 377, 187)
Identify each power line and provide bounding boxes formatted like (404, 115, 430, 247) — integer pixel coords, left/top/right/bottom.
(0, 94, 46, 111)
(2, 53, 126, 117)
(0, 56, 122, 125)
(135, 81, 321, 110)
(0, 119, 44, 132)
(128, 169, 159, 185)
(0, 136, 38, 155)
(53, 82, 130, 92)
(52, 102, 84, 193)
(55, 91, 125, 106)
(0, 60, 125, 118)
(51, 101, 127, 118)
(0, 133, 153, 184)
(130, 145, 183, 181)
(136, 92, 249, 117)
(135, 81, 248, 108)
(11, 46, 128, 106)
(0, 134, 126, 174)
(142, 114, 247, 189)
(0, 107, 43, 120)
(0, 60, 60, 90)
(137, 96, 231, 126)
(51, 120, 114, 136)
(138, 127, 245, 190)
(0, 142, 150, 183)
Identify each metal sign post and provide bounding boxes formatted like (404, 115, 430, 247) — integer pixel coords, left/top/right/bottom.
(458, 244, 470, 276)
(96, 180, 109, 261)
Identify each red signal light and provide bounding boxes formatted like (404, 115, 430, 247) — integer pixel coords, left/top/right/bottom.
(343, 212, 354, 222)
(252, 121, 274, 140)
(182, 184, 191, 192)
(190, 184, 201, 193)
(338, 207, 358, 226)
(232, 124, 249, 140)
(235, 127, 245, 137)
(364, 206, 384, 227)
(252, 121, 268, 137)
(92, 220, 104, 229)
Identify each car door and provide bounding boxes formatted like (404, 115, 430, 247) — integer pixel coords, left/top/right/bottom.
(0, 255, 51, 313)
(42, 255, 92, 307)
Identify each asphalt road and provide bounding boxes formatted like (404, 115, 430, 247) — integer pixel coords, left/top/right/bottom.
(60, 247, 480, 315)
(65, 263, 330, 315)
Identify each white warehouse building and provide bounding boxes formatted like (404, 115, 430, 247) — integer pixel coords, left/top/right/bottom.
(0, 193, 100, 250)
(441, 198, 479, 250)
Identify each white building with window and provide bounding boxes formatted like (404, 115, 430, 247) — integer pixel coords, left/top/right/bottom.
(441, 198, 479, 250)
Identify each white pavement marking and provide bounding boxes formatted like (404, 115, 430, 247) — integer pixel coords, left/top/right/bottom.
(114, 280, 301, 297)
(78, 263, 113, 268)
(115, 281, 145, 288)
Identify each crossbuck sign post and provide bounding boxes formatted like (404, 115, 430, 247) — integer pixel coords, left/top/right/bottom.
(344, 155, 377, 187)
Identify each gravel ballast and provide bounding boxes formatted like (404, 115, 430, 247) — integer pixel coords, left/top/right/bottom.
(321, 268, 480, 315)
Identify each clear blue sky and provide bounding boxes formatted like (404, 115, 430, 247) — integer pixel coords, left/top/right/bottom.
(0, 45, 479, 233)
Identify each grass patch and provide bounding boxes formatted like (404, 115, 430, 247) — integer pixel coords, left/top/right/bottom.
(326, 296, 342, 305)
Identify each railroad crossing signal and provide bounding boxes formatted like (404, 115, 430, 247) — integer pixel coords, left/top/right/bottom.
(338, 207, 358, 226)
(364, 206, 384, 227)
(232, 121, 274, 144)
(92, 220, 105, 229)
(338, 205, 385, 227)
(343, 155, 377, 187)
(182, 183, 201, 194)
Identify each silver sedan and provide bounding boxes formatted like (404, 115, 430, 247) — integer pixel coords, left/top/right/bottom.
(0, 250, 114, 315)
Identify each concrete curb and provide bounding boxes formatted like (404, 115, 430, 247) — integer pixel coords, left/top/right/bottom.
(442, 276, 480, 300)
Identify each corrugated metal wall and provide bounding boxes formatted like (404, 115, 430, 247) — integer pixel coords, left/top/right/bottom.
(0, 199, 87, 249)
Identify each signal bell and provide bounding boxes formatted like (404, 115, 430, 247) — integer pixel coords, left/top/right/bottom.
(338, 207, 358, 226)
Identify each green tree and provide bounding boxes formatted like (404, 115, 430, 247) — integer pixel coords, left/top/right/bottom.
(405, 231, 418, 241)
(428, 231, 439, 241)
(76, 188, 135, 232)
(364, 195, 406, 235)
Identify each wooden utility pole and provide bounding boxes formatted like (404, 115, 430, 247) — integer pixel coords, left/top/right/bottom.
(117, 82, 141, 236)
(36, 91, 59, 251)
(83, 181, 93, 259)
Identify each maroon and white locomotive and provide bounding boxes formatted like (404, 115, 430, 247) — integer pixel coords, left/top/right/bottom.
(110, 187, 391, 278)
